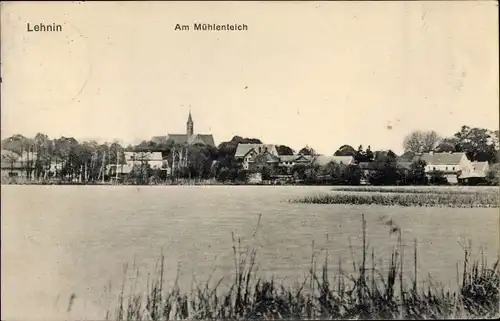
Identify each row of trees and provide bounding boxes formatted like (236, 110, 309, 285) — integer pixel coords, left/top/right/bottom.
(2, 134, 126, 182)
(1, 134, 292, 183)
(402, 126, 499, 163)
(2, 124, 499, 185)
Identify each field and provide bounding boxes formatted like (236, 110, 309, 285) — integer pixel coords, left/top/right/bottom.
(293, 186, 500, 208)
(105, 215, 499, 320)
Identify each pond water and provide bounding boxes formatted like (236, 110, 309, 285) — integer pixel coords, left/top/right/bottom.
(1, 185, 498, 320)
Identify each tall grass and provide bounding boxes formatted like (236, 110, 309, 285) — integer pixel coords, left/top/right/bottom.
(105, 215, 499, 320)
(330, 186, 500, 195)
(292, 192, 500, 208)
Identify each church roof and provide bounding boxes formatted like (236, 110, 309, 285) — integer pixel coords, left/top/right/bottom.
(165, 134, 215, 147)
(166, 134, 189, 145)
(189, 134, 215, 147)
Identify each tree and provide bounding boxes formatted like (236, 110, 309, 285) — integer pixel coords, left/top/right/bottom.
(317, 161, 343, 184)
(486, 163, 500, 186)
(404, 159, 428, 185)
(428, 170, 448, 185)
(217, 136, 262, 158)
(367, 151, 399, 185)
(449, 126, 498, 162)
(403, 130, 441, 153)
(435, 137, 460, 153)
(304, 165, 319, 184)
(334, 145, 357, 157)
(298, 145, 316, 156)
(492, 130, 499, 150)
(342, 165, 362, 185)
(185, 144, 217, 179)
(276, 145, 294, 156)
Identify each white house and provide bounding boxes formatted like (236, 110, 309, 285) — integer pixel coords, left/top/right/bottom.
(124, 151, 164, 169)
(459, 161, 490, 181)
(416, 152, 473, 184)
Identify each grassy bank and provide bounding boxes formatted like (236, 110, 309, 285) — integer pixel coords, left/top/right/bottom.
(292, 192, 500, 208)
(331, 186, 500, 195)
(104, 215, 499, 320)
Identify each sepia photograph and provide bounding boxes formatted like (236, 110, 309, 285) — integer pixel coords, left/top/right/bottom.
(1, 1, 499, 320)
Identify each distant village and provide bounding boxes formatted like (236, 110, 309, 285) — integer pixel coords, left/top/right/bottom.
(1, 112, 499, 186)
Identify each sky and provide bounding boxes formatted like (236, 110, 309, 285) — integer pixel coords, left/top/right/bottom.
(1, 1, 498, 155)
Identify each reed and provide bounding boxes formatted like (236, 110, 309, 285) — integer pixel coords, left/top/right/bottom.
(331, 186, 499, 195)
(291, 192, 500, 208)
(105, 215, 499, 320)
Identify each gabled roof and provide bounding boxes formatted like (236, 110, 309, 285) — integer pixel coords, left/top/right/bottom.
(165, 134, 215, 147)
(399, 151, 416, 161)
(234, 144, 278, 157)
(313, 155, 354, 167)
(254, 152, 280, 163)
(189, 134, 215, 147)
(166, 134, 189, 145)
(472, 161, 489, 172)
(279, 155, 299, 162)
(417, 152, 466, 165)
(278, 155, 312, 163)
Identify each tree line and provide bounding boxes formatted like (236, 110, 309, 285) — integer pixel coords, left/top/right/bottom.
(1, 125, 499, 185)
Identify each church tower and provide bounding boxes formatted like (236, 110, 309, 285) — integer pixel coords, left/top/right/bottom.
(186, 111, 194, 138)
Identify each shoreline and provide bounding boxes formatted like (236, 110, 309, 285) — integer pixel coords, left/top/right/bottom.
(1, 181, 498, 188)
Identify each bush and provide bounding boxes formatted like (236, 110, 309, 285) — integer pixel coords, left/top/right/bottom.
(486, 163, 500, 186)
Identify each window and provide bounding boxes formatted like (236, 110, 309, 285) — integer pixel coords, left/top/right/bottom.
(452, 167, 455, 170)
(445, 167, 448, 170)
(433, 167, 436, 170)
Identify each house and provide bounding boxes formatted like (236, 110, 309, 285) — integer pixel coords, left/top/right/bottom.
(414, 152, 473, 184)
(234, 144, 279, 158)
(123, 151, 165, 170)
(312, 155, 355, 167)
(1, 149, 24, 180)
(278, 155, 313, 167)
(107, 151, 170, 178)
(153, 112, 216, 147)
(458, 161, 489, 184)
(247, 151, 280, 172)
(234, 143, 279, 170)
(471, 161, 490, 175)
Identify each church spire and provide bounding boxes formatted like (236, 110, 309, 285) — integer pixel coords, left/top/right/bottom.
(186, 109, 194, 138)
